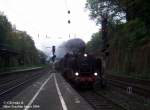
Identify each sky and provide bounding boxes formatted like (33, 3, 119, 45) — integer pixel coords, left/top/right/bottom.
(0, 0, 99, 55)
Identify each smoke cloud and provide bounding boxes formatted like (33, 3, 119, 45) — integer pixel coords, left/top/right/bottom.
(56, 38, 85, 58)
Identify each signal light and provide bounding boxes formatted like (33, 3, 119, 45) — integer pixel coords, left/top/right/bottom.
(52, 46, 55, 55)
(68, 20, 71, 24)
(68, 10, 70, 14)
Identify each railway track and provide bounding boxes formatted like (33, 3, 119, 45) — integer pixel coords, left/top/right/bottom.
(71, 75, 150, 110)
(78, 90, 125, 110)
(0, 69, 48, 96)
(106, 75, 150, 97)
(0, 67, 43, 84)
(66, 77, 126, 110)
(0, 68, 49, 107)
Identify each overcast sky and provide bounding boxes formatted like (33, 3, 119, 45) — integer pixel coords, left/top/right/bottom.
(0, 0, 99, 55)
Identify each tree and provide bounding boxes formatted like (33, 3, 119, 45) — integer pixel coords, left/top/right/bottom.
(38, 50, 47, 64)
(86, 32, 102, 52)
(86, 0, 150, 25)
(0, 12, 42, 68)
(0, 13, 12, 44)
(85, 0, 125, 24)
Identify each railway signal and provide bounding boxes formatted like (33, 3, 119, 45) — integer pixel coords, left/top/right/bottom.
(52, 45, 55, 56)
(68, 10, 70, 14)
(51, 45, 56, 62)
(52, 54, 56, 62)
(68, 20, 71, 24)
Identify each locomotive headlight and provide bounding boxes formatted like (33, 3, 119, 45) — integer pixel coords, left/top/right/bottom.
(94, 72, 98, 76)
(75, 72, 79, 76)
(84, 53, 87, 57)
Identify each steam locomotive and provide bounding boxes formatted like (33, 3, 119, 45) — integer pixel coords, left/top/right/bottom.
(56, 52, 103, 88)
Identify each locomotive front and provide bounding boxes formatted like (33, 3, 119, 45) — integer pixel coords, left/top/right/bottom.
(73, 53, 99, 87)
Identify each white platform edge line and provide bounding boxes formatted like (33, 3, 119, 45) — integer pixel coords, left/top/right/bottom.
(54, 74, 68, 110)
(24, 73, 53, 110)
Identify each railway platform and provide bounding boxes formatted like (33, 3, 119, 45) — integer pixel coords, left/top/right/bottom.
(2, 71, 94, 110)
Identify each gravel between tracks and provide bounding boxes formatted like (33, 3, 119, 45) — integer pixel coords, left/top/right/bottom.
(96, 85, 150, 110)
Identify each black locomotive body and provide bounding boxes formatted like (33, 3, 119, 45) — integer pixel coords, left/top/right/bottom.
(57, 53, 103, 87)
(72, 54, 97, 86)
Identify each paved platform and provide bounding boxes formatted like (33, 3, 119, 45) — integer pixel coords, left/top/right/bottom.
(2, 72, 94, 110)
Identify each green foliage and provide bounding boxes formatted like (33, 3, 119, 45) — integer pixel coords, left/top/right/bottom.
(86, 0, 150, 26)
(85, 0, 125, 24)
(38, 50, 48, 64)
(0, 13, 12, 43)
(111, 19, 150, 49)
(86, 32, 102, 52)
(86, 0, 150, 78)
(0, 13, 45, 69)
